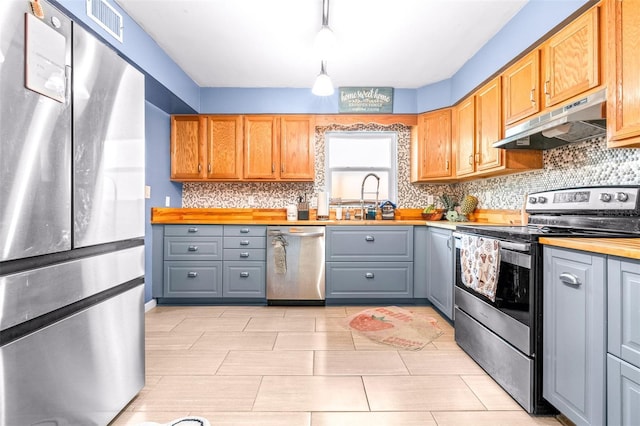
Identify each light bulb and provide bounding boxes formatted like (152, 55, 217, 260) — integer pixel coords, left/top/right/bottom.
(312, 62, 334, 96)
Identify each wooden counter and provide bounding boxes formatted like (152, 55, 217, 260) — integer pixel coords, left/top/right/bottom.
(151, 207, 522, 228)
(539, 237, 640, 260)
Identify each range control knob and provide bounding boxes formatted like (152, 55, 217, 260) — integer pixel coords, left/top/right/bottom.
(599, 193, 612, 202)
(537, 196, 547, 204)
(615, 192, 629, 202)
(529, 197, 537, 204)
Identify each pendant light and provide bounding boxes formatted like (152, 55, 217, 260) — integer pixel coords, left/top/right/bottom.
(312, 0, 335, 96)
(312, 61, 334, 96)
(314, 0, 336, 59)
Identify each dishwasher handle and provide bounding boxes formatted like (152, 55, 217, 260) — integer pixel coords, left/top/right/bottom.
(268, 230, 324, 238)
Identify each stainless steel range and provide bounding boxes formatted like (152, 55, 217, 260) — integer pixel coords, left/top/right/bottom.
(453, 186, 640, 414)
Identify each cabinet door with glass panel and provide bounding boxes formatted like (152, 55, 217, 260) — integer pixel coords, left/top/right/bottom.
(325, 132, 397, 212)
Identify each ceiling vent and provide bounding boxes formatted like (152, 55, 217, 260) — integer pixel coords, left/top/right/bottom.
(86, 0, 123, 42)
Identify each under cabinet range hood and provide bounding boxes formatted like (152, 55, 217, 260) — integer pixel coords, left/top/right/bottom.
(493, 89, 607, 150)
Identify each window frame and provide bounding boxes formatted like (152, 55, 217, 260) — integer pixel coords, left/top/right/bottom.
(324, 131, 398, 204)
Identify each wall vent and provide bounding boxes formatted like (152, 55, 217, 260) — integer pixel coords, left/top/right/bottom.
(86, 0, 123, 42)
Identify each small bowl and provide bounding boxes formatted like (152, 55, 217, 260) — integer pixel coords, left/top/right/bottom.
(421, 210, 444, 221)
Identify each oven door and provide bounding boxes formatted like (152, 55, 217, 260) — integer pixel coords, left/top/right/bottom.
(454, 232, 537, 356)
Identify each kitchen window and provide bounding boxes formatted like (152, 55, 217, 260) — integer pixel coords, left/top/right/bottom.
(325, 132, 397, 204)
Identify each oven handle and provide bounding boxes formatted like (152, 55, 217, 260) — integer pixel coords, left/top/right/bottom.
(453, 232, 531, 252)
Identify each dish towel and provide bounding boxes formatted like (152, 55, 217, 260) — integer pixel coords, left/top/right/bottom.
(272, 235, 288, 274)
(460, 234, 501, 302)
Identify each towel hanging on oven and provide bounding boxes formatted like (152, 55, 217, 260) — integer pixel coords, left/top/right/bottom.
(460, 234, 501, 302)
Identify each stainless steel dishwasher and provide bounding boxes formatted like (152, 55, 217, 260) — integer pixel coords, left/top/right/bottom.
(267, 226, 325, 304)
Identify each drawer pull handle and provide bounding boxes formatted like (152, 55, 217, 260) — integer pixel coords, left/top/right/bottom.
(188, 245, 198, 251)
(187, 272, 198, 278)
(559, 272, 581, 286)
(240, 228, 250, 233)
(365, 272, 375, 279)
(188, 227, 198, 233)
(240, 272, 250, 278)
(240, 252, 250, 258)
(365, 235, 375, 242)
(240, 240, 250, 246)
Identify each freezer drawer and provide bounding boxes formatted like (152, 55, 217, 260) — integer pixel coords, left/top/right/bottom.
(0, 284, 144, 426)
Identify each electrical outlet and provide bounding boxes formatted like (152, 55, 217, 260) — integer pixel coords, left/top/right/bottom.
(144, 185, 151, 199)
(427, 195, 434, 205)
(165, 196, 170, 207)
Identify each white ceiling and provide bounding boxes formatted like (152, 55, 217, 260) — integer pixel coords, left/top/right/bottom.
(115, 0, 529, 89)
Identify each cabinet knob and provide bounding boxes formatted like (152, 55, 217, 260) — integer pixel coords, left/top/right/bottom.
(468, 155, 473, 165)
(544, 80, 550, 97)
(530, 88, 536, 105)
(187, 271, 198, 278)
(365, 272, 375, 279)
(188, 245, 198, 251)
(240, 240, 250, 246)
(240, 252, 250, 258)
(240, 228, 250, 233)
(365, 235, 375, 242)
(188, 227, 199, 233)
(240, 272, 250, 278)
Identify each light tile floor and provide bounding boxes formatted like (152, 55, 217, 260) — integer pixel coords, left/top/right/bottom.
(110, 305, 565, 426)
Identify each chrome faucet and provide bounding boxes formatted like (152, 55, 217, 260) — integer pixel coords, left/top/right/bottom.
(360, 173, 380, 220)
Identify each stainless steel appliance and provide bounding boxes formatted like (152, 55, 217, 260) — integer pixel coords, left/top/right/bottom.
(0, 1, 145, 424)
(493, 89, 606, 150)
(267, 226, 325, 304)
(453, 186, 640, 414)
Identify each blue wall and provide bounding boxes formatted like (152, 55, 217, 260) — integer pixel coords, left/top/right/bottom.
(144, 102, 182, 301)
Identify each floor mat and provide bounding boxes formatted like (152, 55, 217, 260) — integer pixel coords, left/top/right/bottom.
(138, 417, 210, 426)
(345, 306, 444, 350)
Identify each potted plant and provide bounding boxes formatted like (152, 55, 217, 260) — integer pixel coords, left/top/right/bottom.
(439, 194, 459, 222)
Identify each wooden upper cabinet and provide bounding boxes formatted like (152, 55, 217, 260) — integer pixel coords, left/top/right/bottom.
(280, 115, 315, 180)
(475, 76, 503, 172)
(413, 109, 453, 181)
(243, 115, 315, 181)
(170, 115, 206, 180)
(454, 96, 476, 178)
(542, 6, 600, 108)
(243, 116, 279, 180)
(206, 115, 243, 180)
(606, 0, 640, 148)
(503, 49, 540, 125)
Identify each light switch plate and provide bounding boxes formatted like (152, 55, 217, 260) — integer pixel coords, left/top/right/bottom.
(165, 196, 170, 207)
(144, 185, 151, 199)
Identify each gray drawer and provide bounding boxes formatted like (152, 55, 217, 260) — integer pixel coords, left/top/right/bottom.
(224, 225, 266, 237)
(164, 237, 222, 260)
(326, 261, 413, 298)
(223, 248, 266, 261)
(164, 225, 223, 237)
(164, 261, 222, 297)
(326, 226, 413, 262)
(223, 261, 266, 298)
(224, 236, 266, 249)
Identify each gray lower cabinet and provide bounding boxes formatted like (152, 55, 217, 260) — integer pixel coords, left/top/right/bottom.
(162, 225, 223, 298)
(326, 226, 413, 299)
(543, 246, 606, 426)
(607, 257, 640, 426)
(155, 224, 266, 301)
(222, 225, 266, 298)
(426, 227, 454, 319)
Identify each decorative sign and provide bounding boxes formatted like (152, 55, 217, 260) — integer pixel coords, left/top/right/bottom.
(339, 87, 393, 113)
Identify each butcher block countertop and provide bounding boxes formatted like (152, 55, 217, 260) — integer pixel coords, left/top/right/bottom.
(539, 237, 640, 260)
(150, 208, 522, 230)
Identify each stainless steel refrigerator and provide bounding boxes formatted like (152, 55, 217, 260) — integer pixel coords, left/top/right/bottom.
(0, 1, 145, 424)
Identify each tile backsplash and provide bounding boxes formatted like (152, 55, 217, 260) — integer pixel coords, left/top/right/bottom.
(182, 123, 640, 210)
